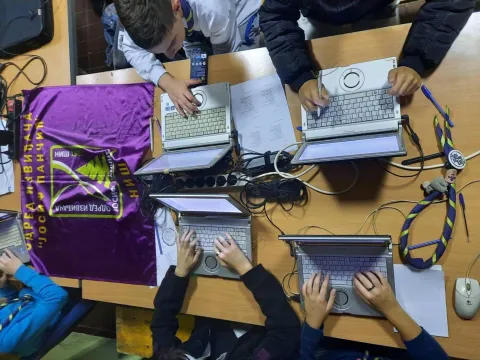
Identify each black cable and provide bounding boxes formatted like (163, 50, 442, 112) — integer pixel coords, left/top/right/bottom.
(231, 150, 300, 179)
(376, 115, 425, 178)
(240, 178, 308, 255)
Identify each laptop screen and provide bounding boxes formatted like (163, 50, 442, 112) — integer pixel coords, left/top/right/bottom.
(159, 197, 243, 214)
(138, 148, 224, 174)
(299, 134, 400, 162)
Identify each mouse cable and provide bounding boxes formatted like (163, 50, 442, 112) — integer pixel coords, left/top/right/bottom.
(466, 253, 480, 281)
(251, 142, 359, 196)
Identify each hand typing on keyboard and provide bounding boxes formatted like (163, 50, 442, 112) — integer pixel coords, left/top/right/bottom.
(214, 233, 253, 276)
(174, 230, 202, 278)
(353, 271, 398, 317)
(387, 66, 421, 97)
(302, 272, 336, 329)
(0, 249, 23, 276)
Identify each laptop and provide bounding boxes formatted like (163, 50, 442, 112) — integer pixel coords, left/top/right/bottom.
(0, 210, 30, 263)
(292, 58, 407, 165)
(151, 194, 252, 279)
(279, 234, 394, 317)
(135, 82, 234, 175)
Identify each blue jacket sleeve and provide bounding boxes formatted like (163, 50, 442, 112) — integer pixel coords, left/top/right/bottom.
(403, 328, 448, 360)
(300, 323, 324, 360)
(0, 266, 68, 352)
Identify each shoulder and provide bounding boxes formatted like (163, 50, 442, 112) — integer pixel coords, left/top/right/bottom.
(190, 0, 233, 21)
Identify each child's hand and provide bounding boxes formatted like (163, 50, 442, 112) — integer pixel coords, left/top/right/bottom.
(214, 233, 252, 276)
(387, 67, 421, 96)
(158, 73, 202, 117)
(0, 249, 23, 276)
(0, 271, 7, 289)
(298, 79, 329, 112)
(175, 230, 202, 278)
(302, 272, 336, 329)
(354, 271, 398, 317)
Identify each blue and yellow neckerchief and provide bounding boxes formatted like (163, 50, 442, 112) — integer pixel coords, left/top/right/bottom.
(179, 0, 195, 37)
(400, 108, 466, 269)
(0, 295, 32, 332)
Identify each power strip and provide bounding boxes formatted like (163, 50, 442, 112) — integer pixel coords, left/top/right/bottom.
(175, 172, 249, 192)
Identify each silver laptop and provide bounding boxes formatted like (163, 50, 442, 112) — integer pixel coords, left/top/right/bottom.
(292, 58, 406, 165)
(0, 210, 30, 263)
(279, 234, 394, 317)
(135, 83, 233, 175)
(151, 194, 252, 279)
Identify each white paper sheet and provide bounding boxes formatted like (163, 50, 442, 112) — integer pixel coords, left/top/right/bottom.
(394, 264, 449, 337)
(153, 207, 178, 287)
(231, 74, 296, 154)
(0, 120, 14, 196)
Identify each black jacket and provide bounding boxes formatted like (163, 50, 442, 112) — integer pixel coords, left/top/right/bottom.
(259, 0, 475, 92)
(150, 265, 301, 360)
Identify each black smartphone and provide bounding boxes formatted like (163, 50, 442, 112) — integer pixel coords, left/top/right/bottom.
(190, 47, 208, 86)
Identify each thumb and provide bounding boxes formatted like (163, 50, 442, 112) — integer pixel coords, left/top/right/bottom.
(184, 79, 202, 87)
(388, 69, 397, 84)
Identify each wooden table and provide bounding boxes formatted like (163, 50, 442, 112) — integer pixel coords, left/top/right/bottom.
(61, 12, 480, 360)
(1, 0, 79, 288)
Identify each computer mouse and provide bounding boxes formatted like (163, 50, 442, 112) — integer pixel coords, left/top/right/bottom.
(455, 277, 480, 320)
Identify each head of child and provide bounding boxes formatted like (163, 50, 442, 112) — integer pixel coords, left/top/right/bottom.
(152, 348, 188, 360)
(114, 0, 186, 59)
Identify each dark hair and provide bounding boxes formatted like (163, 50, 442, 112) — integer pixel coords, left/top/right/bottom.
(151, 347, 188, 360)
(114, 0, 176, 49)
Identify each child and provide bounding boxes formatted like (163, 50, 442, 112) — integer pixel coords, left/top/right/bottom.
(114, 0, 262, 117)
(151, 230, 301, 359)
(300, 270, 448, 360)
(259, 0, 475, 112)
(0, 249, 68, 357)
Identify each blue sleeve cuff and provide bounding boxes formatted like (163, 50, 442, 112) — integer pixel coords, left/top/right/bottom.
(403, 327, 449, 360)
(302, 322, 324, 343)
(14, 265, 36, 284)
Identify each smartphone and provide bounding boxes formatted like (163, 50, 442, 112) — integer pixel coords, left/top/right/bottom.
(190, 48, 208, 86)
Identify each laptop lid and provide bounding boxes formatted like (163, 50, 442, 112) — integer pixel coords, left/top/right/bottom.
(291, 130, 406, 165)
(161, 82, 232, 151)
(279, 235, 391, 247)
(134, 144, 231, 176)
(150, 194, 250, 216)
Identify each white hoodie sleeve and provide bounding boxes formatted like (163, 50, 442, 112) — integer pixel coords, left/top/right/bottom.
(119, 30, 167, 86)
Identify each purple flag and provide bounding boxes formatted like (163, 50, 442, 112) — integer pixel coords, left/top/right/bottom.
(19, 83, 156, 285)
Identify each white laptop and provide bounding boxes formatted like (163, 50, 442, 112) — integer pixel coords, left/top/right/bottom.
(135, 83, 233, 175)
(292, 57, 406, 165)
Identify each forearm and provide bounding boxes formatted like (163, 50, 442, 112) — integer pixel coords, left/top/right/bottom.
(385, 304, 421, 341)
(259, 0, 315, 91)
(121, 33, 166, 85)
(151, 266, 189, 348)
(300, 323, 324, 360)
(399, 0, 475, 75)
(242, 265, 301, 358)
(15, 266, 68, 304)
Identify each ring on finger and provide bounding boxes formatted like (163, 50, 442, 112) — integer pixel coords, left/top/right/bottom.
(367, 285, 375, 291)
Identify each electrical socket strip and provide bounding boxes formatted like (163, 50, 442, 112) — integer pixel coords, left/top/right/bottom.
(175, 172, 249, 192)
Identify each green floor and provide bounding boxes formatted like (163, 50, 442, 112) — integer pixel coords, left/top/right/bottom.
(43, 332, 142, 360)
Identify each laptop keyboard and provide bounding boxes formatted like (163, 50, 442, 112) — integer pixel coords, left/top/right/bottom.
(165, 107, 227, 141)
(301, 255, 388, 287)
(306, 89, 395, 129)
(181, 225, 248, 253)
(0, 220, 23, 250)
